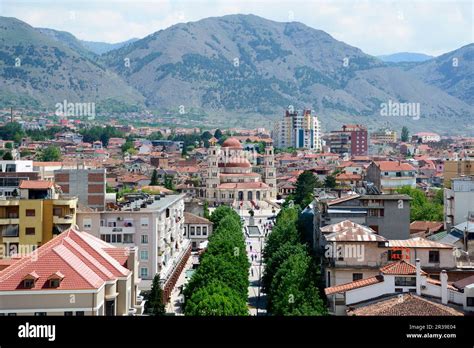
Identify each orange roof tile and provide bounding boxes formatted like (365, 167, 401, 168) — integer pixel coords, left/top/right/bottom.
(19, 180, 54, 189)
(379, 260, 426, 275)
(325, 275, 384, 295)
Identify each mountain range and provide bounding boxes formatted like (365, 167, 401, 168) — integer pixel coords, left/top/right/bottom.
(0, 14, 472, 133)
(377, 52, 434, 63)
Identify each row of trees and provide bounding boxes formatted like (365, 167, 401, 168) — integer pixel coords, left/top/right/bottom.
(397, 186, 443, 221)
(183, 206, 249, 315)
(262, 206, 327, 315)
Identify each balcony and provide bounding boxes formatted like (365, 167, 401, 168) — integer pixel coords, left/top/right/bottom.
(100, 226, 136, 234)
(0, 218, 20, 225)
(53, 215, 74, 224)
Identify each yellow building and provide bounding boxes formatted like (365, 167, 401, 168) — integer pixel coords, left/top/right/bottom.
(443, 159, 474, 188)
(0, 180, 77, 258)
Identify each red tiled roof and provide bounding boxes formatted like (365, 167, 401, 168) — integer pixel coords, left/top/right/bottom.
(184, 212, 213, 225)
(325, 275, 384, 295)
(0, 229, 131, 291)
(375, 161, 416, 171)
(221, 137, 242, 148)
(379, 260, 426, 275)
(19, 180, 54, 189)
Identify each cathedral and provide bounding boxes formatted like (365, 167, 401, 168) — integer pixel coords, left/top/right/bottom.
(205, 137, 277, 208)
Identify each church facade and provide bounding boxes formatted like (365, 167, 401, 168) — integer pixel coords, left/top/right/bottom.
(204, 137, 277, 208)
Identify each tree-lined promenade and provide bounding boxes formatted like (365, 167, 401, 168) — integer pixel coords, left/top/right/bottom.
(183, 206, 250, 315)
(262, 206, 327, 316)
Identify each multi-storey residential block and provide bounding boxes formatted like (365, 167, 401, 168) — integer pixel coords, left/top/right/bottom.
(370, 128, 397, 144)
(76, 193, 190, 301)
(0, 180, 77, 257)
(329, 124, 368, 156)
(0, 229, 143, 316)
(183, 212, 213, 250)
(313, 194, 412, 247)
(54, 168, 106, 211)
(366, 160, 416, 193)
(444, 159, 474, 188)
(0, 160, 38, 197)
(444, 176, 474, 230)
(273, 108, 322, 151)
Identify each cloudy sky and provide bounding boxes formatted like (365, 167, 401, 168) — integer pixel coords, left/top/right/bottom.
(1, 0, 472, 56)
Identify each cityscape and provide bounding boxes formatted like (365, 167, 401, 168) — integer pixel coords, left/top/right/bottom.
(0, 0, 473, 345)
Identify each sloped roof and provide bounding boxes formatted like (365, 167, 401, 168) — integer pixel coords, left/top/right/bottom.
(0, 229, 131, 291)
(323, 220, 387, 242)
(325, 275, 384, 295)
(379, 260, 426, 275)
(184, 212, 212, 225)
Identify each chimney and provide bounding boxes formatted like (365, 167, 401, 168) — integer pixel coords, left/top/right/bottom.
(440, 270, 448, 305)
(415, 259, 421, 295)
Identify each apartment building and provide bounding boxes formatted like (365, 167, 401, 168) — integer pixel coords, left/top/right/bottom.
(444, 176, 474, 230)
(0, 160, 37, 197)
(320, 220, 455, 290)
(370, 128, 397, 144)
(0, 229, 143, 316)
(444, 159, 474, 188)
(325, 259, 473, 315)
(366, 160, 416, 193)
(183, 212, 213, 250)
(329, 124, 368, 156)
(273, 108, 322, 151)
(313, 194, 412, 246)
(54, 168, 106, 211)
(0, 180, 77, 257)
(76, 193, 190, 301)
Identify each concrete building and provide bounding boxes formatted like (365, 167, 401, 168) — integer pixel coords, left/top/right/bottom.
(325, 259, 472, 316)
(329, 124, 368, 156)
(413, 132, 441, 143)
(366, 161, 416, 193)
(273, 108, 322, 151)
(313, 194, 412, 248)
(54, 168, 106, 211)
(370, 128, 397, 144)
(0, 180, 77, 257)
(76, 193, 190, 301)
(444, 176, 474, 230)
(183, 212, 213, 250)
(444, 159, 474, 188)
(0, 229, 144, 316)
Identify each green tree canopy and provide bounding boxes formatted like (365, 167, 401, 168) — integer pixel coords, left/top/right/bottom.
(38, 145, 62, 161)
(150, 169, 159, 186)
(145, 274, 165, 316)
(401, 126, 409, 142)
(294, 170, 320, 207)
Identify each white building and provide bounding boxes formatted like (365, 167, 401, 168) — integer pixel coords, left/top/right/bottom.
(273, 108, 322, 151)
(76, 194, 190, 301)
(414, 132, 441, 143)
(444, 176, 474, 230)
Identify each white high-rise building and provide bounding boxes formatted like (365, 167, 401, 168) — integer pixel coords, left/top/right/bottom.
(273, 107, 322, 151)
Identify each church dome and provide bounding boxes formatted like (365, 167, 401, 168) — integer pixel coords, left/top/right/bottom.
(221, 137, 242, 149)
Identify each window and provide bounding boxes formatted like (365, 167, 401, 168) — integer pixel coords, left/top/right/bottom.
(34, 312, 47, 316)
(7, 313, 16, 316)
(141, 235, 148, 244)
(83, 218, 92, 230)
(25, 227, 35, 235)
(140, 267, 148, 278)
(352, 273, 363, 281)
(203, 226, 207, 236)
(116, 234, 122, 243)
(395, 277, 416, 287)
(140, 218, 149, 227)
(467, 297, 474, 307)
(64, 311, 73, 316)
(76, 311, 84, 316)
(53, 207, 62, 217)
(49, 279, 60, 288)
(196, 226, 201, 236)
(140, 250, 148, 260)
(25, 209, 35, 217)
(123, 234, 133, 243)
(429, 250, 440, 263)
(190, 226, 195, 236)
(23, 279, 35, 288)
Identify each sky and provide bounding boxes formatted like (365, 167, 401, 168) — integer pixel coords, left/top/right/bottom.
(1, 0, 473, 56)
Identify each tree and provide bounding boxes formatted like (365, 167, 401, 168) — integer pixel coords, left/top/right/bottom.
(38, 146, 62, 161)
(2, 151, 13, 160)
(294, 170, 319, 207)
(121, 140, 134, 154)
(164, 174, 175, 190)
(150, 169, 159, 186)
(147, 131, 163, 141)
(145, 274, 165, 316)
(213, 129, 223, 139)
(401, 126, 409, 142)
(209, 205, 241, 230)
(203, 201, 210, 219)
(397, 186, 443, 221)
(0, 122, 25, 142)
(185, 281, 248, 316)
(324, 175, 336, 188)
(5, 142, 13, 149)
